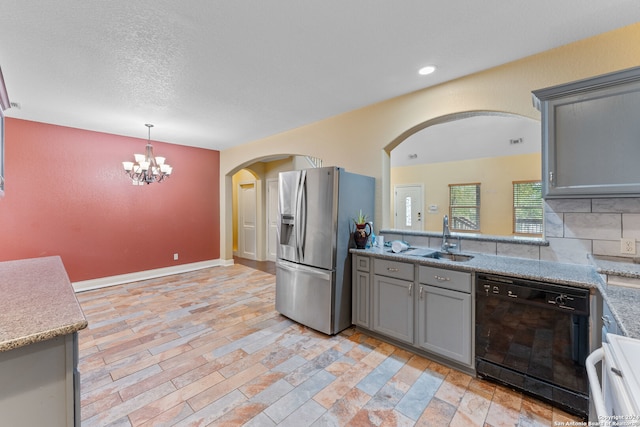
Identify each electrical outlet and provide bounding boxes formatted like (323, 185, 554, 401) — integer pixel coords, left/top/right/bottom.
(174, 253, 179, 261)
(621, 238, 636, 255)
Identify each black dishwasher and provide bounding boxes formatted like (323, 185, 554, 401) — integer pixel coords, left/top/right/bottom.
(475, 274, 590, 418)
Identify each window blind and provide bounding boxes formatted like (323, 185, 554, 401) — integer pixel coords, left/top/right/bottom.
(513, 181, 543, 235)
(449, 183, 480, 231)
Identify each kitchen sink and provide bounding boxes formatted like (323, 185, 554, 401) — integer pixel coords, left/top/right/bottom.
(397, 248, 474, 262)
(426, 251, 474, 262)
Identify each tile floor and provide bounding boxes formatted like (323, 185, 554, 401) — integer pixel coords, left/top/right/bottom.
(76, 263, 584, 426)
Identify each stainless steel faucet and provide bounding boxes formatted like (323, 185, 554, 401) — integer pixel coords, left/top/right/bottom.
(442, 215, 457, 252)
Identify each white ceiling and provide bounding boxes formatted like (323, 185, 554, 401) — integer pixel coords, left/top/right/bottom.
(1, 1, 639, 151)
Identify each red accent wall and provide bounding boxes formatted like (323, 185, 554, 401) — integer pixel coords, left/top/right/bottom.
(0, 118, 220, 282)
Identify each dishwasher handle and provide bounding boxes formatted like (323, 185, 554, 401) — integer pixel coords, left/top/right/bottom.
(586, 347, 606, 420)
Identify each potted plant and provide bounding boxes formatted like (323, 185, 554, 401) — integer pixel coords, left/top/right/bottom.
(353, 209, 372, 249)
(354, 209, 368, 225)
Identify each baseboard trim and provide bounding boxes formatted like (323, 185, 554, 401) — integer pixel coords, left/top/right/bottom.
(72, 259, 234, 293)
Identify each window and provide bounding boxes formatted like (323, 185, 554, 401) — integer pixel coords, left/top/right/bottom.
(513, 181, 543, 235)
(405, 196, 412, 227)
(449, 183, 480, 231)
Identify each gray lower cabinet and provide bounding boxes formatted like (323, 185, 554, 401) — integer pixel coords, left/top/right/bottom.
(0, 332, 79, 426)
(372, 259, 414, 344)
(352, 255, 371, 328)
(372, 274, 414, 343)
(417, 266, 472, 366)
(416, 285, 471, 365)
(416, 266, 473, 366)
(353, 254, 474, 368)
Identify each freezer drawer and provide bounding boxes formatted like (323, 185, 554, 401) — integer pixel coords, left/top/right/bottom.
(276, 259, 335, 335)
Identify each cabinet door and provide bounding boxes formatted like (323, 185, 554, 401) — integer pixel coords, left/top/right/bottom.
(353, 270, 370, 328)
(534, 67, 640, 198)
(372, 275, 413, 343)
(416, 284, 472, 366)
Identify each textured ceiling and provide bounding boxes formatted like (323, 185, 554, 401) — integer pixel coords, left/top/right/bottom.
(1, 1, 639, 150)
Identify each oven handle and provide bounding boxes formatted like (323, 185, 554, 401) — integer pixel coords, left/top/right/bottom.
(586, 347, 606, 419)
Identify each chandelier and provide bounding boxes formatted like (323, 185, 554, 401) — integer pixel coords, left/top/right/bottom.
(122, 124, 172, 185)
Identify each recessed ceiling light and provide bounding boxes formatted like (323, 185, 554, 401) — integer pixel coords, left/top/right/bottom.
(418, 65, 436, 76)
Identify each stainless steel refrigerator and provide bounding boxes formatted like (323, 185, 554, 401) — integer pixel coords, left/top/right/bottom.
(276, 166, 375, 335)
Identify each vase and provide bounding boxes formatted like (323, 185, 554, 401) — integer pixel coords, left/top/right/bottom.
(353, 222, 371, 249)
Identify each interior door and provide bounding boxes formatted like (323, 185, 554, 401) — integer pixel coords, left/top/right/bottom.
(266, 178, 278, 262)
(394, 184, 423, 231)
(238, 181, 257, 260)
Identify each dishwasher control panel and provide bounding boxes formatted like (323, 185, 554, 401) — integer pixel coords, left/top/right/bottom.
(478, 274, 589, 314)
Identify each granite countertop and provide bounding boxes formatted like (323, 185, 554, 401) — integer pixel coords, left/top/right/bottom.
(352, 246, 603, 288)
(603, 284, 640, 339)
(379, 229, 549, 246)
(0, 256, 88, 352)
(588, 255, 640, 339)
(590, 254, 640, 279)
(351, 246, 640, 339)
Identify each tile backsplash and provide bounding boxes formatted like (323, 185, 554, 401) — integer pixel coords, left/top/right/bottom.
(543, 197, 640, 265)
(381, 197, 640, 266)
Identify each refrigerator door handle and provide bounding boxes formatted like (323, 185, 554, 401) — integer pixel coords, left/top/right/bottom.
(296, 170, 307, 260)
(301, 170, 307, 259)
(294, 171, 303, 261)
(276, 259, 332, 280)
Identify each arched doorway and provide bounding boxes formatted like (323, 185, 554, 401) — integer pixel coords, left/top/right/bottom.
(228, 155, 324, 265)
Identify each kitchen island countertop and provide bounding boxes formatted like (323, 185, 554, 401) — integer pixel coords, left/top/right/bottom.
(0, 256, 87, 352)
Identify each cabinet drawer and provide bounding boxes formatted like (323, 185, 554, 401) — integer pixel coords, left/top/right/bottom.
(354, 255, 370, 272)
(374, 259, 414, 281)
(418, 266, 471, 293)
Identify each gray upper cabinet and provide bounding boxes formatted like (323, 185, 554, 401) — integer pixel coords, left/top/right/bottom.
(533, 66, 640, 198)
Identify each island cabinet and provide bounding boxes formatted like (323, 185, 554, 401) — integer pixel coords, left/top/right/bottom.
(416, 266, 472, 366)
(372, 259, 414, 344)
(0, 333, 79, 425)
(352, 253, 474, 369)
(533, 66, 640, 198)
(0, 256, 87, 427)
